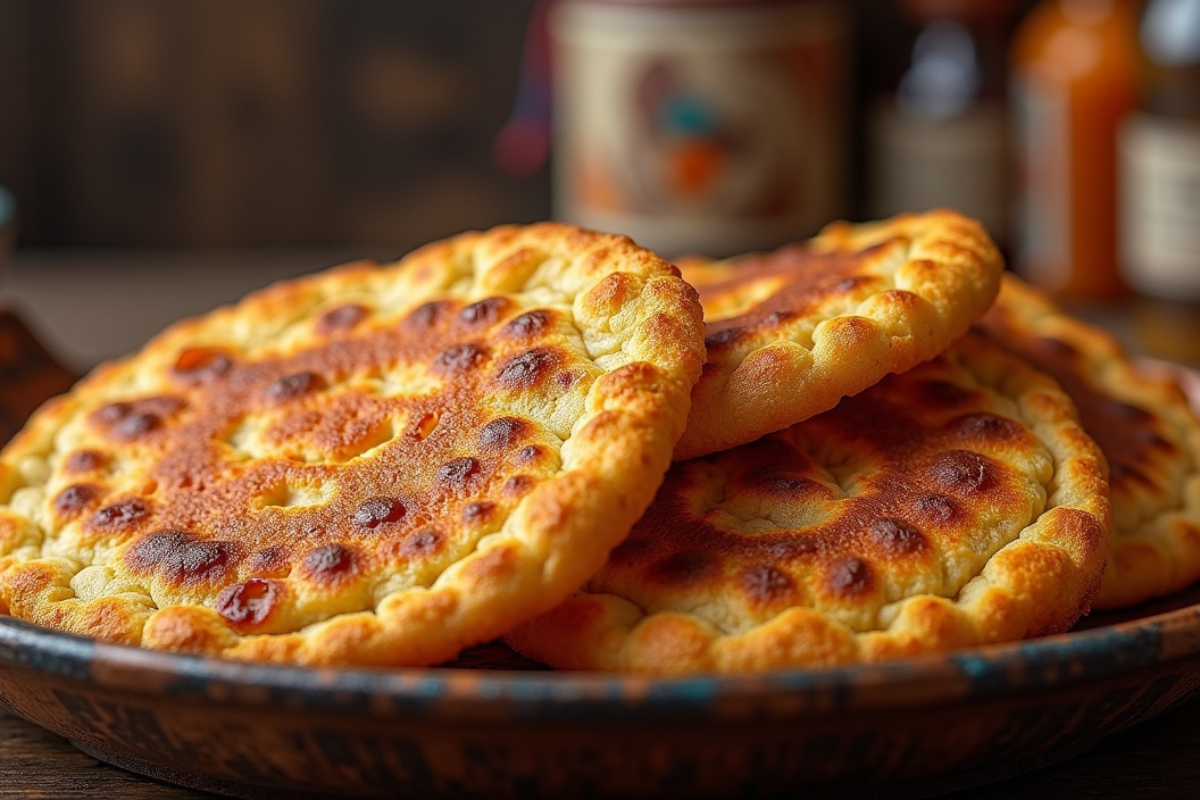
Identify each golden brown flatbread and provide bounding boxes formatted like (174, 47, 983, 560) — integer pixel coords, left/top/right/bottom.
(507, 333, 1110, 673)
(977, 275, 1200, 610)
(0, 223, 706, 666)
(674, 210, 1003, 459)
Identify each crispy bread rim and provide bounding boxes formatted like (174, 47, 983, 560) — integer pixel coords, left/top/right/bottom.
(675, 209, 1003, 460)
(507, 333, 1111, 674)
(984, 276, 1200, 610)
(0, 223, 706, 666)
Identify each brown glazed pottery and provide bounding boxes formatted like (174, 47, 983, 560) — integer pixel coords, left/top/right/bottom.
(1, 363, 1198, 798)
(3, 591, 1200, 799)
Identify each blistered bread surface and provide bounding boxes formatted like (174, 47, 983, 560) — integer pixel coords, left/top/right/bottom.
(507, 333, 1110, 674)
(0, 223, 706, 666)
(675, 209, 1003, 459)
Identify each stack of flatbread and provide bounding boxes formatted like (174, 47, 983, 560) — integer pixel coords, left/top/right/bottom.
(1, 213, 1197, 674)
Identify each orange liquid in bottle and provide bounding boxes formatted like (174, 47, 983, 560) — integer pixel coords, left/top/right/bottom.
(1010, 0, 1140, 298)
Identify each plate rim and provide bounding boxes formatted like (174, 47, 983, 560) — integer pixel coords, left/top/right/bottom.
(3, 597, 1199, 721)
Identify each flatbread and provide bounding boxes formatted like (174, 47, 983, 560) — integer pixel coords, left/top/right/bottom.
(977, 275, 1200, 610)
(674, 210, 1003, 459)
(0, 223, 706, 666)
(507, 333, 1110, 673)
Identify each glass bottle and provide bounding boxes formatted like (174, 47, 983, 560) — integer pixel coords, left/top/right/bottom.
(1009, 0, 1140, 298)
(1121, 0, 1200, 362)
(869, 0, 1018, 248)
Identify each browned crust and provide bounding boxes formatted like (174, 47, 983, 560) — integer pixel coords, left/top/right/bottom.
(507, 333, 1111, 674)
(674, 210, 1003, 460)
(977, 275, 1200, 610)
(0, 223, 706, 666)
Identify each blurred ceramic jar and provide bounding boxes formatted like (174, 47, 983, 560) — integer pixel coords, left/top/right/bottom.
(550, 0, 850, 258)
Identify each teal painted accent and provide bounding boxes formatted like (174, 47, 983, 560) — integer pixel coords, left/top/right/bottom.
(957, 655, 992, 680)
(662, 95, 718, 135)
(647, 678, 721, 703)
(951, 623, 1164, 696)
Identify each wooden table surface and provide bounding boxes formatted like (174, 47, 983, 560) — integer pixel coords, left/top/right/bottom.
(2, 250, 1200, 798)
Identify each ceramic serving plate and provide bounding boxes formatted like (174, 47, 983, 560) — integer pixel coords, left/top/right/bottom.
(1, 362, 1198, 798)
(3, 593, 1200, 800)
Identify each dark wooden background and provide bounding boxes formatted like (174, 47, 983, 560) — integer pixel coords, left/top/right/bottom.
(0, 0, 1042, 252)
(0, 0, 547, 250)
